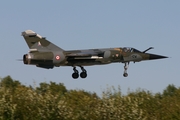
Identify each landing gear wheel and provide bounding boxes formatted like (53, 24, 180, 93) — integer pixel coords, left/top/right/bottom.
(123, 73, 128, 77)
(72, 72, 79, 79)
(80, 72, 87, 78)
(123, 62, 129, 77)
(72, 66, 88, 79)
(72, 67, 79, 79)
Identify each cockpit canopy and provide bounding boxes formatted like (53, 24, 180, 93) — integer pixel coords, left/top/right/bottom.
(122, 47, 142, 53)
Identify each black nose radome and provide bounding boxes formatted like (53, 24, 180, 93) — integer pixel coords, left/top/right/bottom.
(149, 54, 168, 60)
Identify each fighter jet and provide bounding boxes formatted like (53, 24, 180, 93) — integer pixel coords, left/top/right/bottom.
(21, 30, 168, 79)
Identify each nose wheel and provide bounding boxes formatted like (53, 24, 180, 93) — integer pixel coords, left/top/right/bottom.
(123, 62, 129, 77)
(123, 73, 128, 77)
(72, 66, 87, 79)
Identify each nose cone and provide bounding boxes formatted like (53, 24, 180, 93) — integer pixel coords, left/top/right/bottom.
(149, 54, 168, 60)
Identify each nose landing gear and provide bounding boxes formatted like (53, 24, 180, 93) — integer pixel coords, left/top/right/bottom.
(123, 62, 129, 77)
(72, 66, 87, 79)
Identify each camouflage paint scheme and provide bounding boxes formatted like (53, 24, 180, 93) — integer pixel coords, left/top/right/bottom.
(22, 30, 167, 78)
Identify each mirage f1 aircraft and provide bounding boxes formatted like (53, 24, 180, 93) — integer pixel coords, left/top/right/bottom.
(21, 30, 168, 79)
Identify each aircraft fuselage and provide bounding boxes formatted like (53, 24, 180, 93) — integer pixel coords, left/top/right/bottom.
(22, 30, 168, 78)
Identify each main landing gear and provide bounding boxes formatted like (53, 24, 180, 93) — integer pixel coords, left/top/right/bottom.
(123, 62, 129, 77)
(72, 66, 87, 79)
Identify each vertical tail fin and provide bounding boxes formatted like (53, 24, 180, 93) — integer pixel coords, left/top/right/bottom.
(22, 30, 64, 51)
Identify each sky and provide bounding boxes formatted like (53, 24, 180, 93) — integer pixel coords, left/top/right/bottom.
(0, 1, 179, 96)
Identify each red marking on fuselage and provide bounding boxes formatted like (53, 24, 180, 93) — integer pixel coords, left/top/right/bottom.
(55, 55, 60, 60)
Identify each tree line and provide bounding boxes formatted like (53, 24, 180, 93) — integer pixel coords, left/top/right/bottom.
(0, 76, 180, 120)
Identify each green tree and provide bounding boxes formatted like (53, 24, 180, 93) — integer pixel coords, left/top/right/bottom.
(36, 82, 67, 96)
(0, 76, 21, 89)
(162, 84, 178, 97)
(1, 76, 180, 120)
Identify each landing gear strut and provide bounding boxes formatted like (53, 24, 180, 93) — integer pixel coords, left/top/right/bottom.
(80, 66, 87, 78)
(72, 66, 87, 79)
(72, 67, 79, 79)
(123, 62, 129, 77)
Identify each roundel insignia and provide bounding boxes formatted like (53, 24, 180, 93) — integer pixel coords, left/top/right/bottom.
(55, 55, 60, 60)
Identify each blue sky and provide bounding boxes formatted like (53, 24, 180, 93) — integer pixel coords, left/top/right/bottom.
(0, 1, 179, 95)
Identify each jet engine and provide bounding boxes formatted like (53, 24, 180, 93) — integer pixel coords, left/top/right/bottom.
(23, 52, 66, 69)
(23, 52, 54, 69)
(23, 54, 30, 64)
